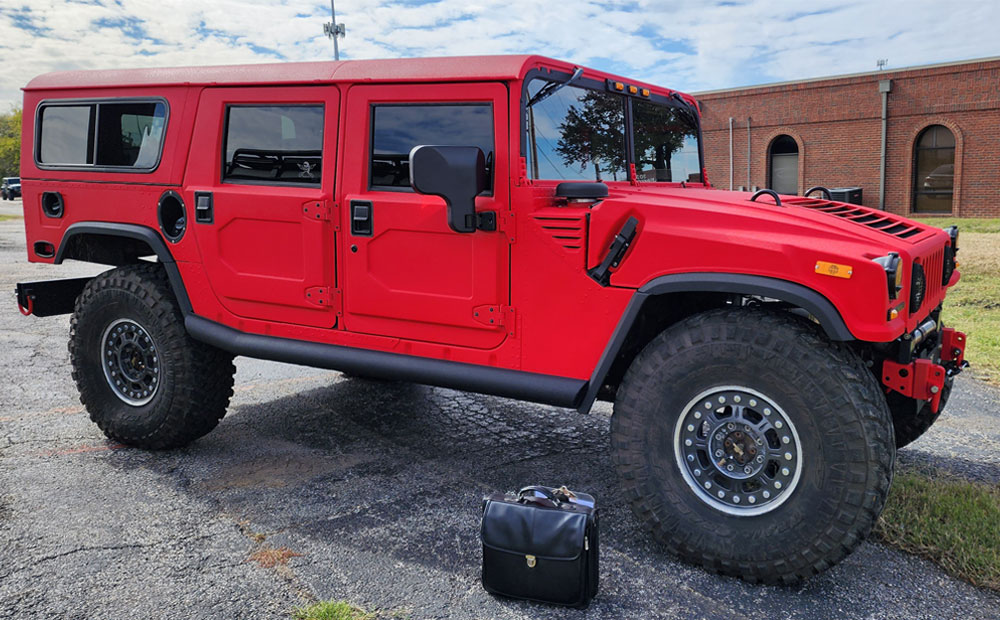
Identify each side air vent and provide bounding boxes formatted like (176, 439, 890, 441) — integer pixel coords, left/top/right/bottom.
(532, 208, 588, 256)
(783, 196, 927, 241)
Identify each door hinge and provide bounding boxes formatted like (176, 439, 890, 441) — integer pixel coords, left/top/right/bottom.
(302, 200, 332, 222)
(473, 305, 515, 334)
(499, 211, 516, 244)
(305, 285, 333, 307)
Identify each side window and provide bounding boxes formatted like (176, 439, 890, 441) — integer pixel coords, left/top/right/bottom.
(370, 104, 493, 190)
(97, 102, 167, 167)
(223, 105, 324, 185)
(38, 101, 166, 169)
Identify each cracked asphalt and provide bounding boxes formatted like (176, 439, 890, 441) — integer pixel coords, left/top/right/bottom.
(1, 199, 999, 619)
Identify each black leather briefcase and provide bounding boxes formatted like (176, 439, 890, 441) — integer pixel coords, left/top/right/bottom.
(480, 486, 599, 608)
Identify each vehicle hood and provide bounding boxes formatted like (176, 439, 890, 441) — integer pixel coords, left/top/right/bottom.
(606, 185, 947, 254)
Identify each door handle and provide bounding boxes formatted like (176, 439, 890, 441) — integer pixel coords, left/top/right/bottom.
(351, 200, 373, 236)
(194, 191, 213, 223)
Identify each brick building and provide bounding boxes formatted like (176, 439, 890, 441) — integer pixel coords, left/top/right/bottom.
(695, 57, 1000, 217)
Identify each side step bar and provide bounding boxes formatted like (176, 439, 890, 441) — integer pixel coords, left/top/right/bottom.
(185, 315, 588, 409)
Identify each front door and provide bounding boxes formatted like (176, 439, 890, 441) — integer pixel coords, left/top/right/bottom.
(339, 83, 510, 349)
(187, 86, 339, 328)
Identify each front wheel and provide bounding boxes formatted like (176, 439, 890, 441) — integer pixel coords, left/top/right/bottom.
(69, 263, 236, 449)
(611, 309, 894, 584)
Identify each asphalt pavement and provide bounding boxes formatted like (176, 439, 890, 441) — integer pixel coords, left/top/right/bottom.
(1, 199, 999, 619)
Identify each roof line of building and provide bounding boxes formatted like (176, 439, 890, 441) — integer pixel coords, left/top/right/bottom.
(692, 55, 1000, 96)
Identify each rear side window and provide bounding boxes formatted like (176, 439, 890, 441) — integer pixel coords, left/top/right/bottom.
(37, 100, 167, 170)
(370, 104, 493, 189)
(223, 105, 324, 185)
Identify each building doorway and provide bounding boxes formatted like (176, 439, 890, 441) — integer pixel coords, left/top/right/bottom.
(769, 135, 799, 195)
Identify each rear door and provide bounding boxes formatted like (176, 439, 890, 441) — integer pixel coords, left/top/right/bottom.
(186, 86, 339, 327)
(339, 83, 511, 349)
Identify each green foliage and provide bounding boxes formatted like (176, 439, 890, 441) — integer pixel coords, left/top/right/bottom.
(876, 467, 1000, 590)
(0, 108, 21, 178)
(292, 601, 375, 620)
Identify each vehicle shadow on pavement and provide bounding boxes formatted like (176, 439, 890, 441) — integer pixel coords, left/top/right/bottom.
(98, 376, 1000, 619)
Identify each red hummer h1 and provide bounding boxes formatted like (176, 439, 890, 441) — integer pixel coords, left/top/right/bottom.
(16, 56, 966, 584)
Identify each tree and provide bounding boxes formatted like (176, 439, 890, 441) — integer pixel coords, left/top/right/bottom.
(0, 108, 21, 178)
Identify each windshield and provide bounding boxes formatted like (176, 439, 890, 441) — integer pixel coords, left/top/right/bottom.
(526, 79, 701, 183)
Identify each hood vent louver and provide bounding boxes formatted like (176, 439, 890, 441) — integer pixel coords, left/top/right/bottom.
(783, 197, 926, 240)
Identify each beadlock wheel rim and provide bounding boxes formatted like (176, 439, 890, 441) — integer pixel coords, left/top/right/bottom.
(673, 386, 803, 516)
(100, 318, 160, 406)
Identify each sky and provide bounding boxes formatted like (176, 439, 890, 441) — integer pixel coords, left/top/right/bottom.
(2, 0, 1000, 111)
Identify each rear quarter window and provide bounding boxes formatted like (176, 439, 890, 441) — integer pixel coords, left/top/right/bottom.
(36, 100, 167, 171)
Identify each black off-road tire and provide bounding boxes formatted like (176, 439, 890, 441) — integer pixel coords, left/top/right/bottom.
(69, 263, 235, 449)
(611, 308, 895, 584)
(887, 379, 952, 448)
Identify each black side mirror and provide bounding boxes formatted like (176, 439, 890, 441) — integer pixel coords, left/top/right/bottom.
(409, 145, 486, 233)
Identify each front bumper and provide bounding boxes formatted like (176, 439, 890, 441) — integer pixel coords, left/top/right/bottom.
(881, 326, 968, 413)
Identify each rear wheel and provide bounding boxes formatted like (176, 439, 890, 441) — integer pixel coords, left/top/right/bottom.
(611, 308, 894, 583)
(69, 263, 236, 449)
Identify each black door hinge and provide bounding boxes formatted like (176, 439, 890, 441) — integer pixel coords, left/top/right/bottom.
(465, 211, 497, 232)
(588, 216, 639, 287)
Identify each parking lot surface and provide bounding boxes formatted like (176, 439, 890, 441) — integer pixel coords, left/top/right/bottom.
(1, 201, 999, 619)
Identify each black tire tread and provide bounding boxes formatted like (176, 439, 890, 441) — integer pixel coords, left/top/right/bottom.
(69, 263, 235, 449)
(611, 308, 894, 584)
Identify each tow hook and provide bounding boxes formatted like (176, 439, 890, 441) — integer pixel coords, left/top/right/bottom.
(882, 359, 947, 413)
(881, 327, 968, 413)
(16, 292, 34, 316)
(940, 327, 967, 366)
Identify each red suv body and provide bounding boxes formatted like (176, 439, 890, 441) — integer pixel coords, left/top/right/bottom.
(16, 55, 966, 584)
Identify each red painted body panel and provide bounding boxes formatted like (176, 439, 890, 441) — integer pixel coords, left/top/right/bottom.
(338, 83, 511, 349)
(19, 55, 960, 387)
(184, 85, 339, 328)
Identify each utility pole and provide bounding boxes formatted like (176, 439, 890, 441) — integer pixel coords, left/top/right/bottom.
(323, 0, 346, 60)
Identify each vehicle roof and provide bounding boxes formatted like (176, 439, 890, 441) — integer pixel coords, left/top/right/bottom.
(24, 55, 553, 91)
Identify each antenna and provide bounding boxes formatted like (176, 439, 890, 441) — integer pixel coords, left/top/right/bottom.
(323, 0, 346, 61)
(876, 59, 888, 71)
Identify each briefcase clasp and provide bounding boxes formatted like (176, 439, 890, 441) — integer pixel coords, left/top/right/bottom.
(525, 554, 537, 568)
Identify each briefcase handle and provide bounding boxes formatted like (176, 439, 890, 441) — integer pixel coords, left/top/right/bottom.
(517, 485, 572, 508)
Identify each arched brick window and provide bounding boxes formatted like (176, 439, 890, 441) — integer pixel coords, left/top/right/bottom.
(769, 135, 798, 195)
(912, 125, 955, 213)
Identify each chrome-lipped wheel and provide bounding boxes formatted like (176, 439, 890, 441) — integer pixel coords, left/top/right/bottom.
(674, 386, 802, 516)
(101, 318, 160, 406)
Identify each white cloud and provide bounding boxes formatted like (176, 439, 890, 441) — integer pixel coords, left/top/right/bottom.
(1, 0, 999, 111)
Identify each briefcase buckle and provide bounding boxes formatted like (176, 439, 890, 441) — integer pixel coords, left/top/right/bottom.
(525, 554, 537, 568)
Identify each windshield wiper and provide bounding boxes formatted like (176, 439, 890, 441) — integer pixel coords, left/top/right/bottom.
(527, 67, 584, 108)
(670, 92, 702, 127)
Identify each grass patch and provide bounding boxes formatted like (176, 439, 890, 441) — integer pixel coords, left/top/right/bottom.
(292, 601, 376, 620)
(876, 467, 1000, 590)
(914, 217, 1000, 234)
(0, 214, 22, 221)
(913, 217, 1000, 384)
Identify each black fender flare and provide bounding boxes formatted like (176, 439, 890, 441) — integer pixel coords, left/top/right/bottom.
(55, 222, 192, 314)
(577, 273, 855, 413)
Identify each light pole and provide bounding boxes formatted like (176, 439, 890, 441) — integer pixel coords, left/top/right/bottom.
(323, 0, 346, 60)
